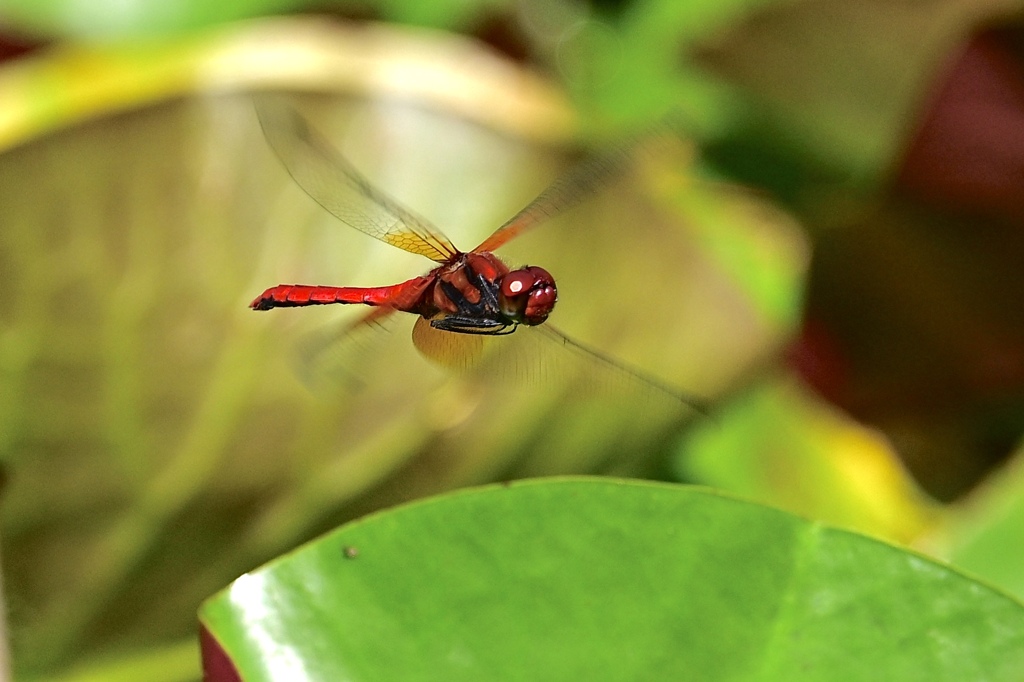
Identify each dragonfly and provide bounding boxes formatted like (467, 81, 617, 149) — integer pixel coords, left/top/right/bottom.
(250, 98, 707, 414)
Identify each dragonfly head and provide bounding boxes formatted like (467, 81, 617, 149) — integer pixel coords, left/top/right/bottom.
(499, 266, 557, 326)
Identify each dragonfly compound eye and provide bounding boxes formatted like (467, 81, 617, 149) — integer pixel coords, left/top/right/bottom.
(500, 267, 557, 325)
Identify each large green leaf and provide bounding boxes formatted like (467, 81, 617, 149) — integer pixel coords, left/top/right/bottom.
(201, 478, 1024, 681)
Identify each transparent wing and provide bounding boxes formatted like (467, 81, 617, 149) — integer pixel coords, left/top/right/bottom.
(408, 318, 709, 418)
(255, 96, 460, 263)
(295, 306, 403, 390)
(532, 325, 710, 417)
(411, 317, 487, 371)
(475, 119, 686, 254)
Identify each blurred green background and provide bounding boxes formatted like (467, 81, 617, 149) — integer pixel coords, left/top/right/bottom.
(1, 0, 1022, 679)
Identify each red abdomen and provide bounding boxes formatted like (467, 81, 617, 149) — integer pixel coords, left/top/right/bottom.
(250, 277, 432, 312)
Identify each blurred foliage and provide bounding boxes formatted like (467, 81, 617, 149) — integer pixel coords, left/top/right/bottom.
(0, 0, 304, 37)
(922, 442, 1024, 601)
(1, 0, 1023, 680)
(0, 19, 798, 680)
(677, 378, 937, 543)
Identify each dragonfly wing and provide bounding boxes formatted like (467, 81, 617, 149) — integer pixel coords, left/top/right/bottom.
(406, 318, 708, 418)
(532, 324, 710, 416)
(296, 306, 402, 390)
(474, 120, 685, 253)
(255, 97, 460, 263)
(411, 317, 487, 371)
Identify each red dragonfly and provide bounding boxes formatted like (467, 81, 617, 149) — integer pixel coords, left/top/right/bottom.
(250, 99, 706, 414)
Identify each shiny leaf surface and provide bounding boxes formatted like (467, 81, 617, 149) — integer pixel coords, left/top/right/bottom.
(201, 479, 1024, 681)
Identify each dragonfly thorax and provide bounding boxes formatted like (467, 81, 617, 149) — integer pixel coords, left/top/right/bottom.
(428, 252, 557, 334)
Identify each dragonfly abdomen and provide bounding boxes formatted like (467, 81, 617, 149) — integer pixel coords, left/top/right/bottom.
(250, 281, 426, 311)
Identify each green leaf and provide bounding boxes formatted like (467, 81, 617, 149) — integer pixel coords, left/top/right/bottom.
(200, 478, 1024, 681)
